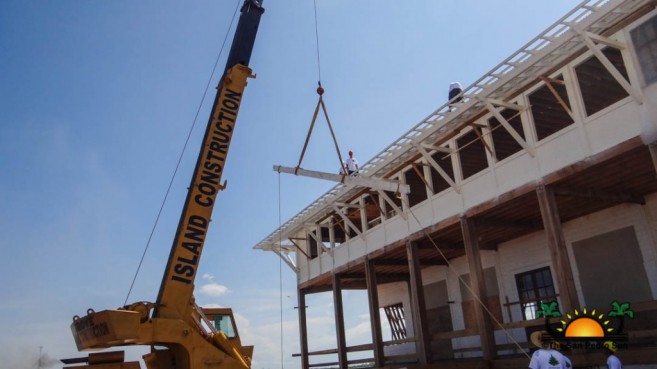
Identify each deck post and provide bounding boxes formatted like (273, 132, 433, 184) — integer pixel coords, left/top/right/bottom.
(536, 184, 580, 313)
(365, 257, 385, 367)
(460, 216, 496, 361)
(332, 272, 348, 369)
(297, 287, 310, 369)
(406, 240, 431, 364)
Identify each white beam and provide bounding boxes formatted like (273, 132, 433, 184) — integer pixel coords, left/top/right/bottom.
(274, 165, 410, 194)
(415, 145, 461, 193)
(577, 29, 643, 105)
(271, 247, 299, 273)
(306, 225, 329, 253)
(420, 143, 453, 154)
(376, 190, 407, 221)
(485, 98, 526, 111)
(332, 204, 365, 240)
(585, 31, 626, 50)
(484, 99, 536, 157)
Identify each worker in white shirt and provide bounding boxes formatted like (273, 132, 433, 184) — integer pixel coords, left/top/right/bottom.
(528, 331, 569, 369)
(346, 150, 359, 175)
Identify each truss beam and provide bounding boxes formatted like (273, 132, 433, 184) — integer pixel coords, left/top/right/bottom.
(575, 28, 643, 104)
(274, 165, 410, 194)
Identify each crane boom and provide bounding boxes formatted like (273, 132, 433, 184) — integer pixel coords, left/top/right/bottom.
(65, 1, 264, 368)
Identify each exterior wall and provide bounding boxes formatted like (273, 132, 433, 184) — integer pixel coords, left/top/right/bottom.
(377, 282, 414, 356)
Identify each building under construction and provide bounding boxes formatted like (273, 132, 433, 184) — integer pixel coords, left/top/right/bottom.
(255, 0, 657, 367)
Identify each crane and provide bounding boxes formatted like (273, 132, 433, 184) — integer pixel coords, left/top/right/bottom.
(62, 1, 264, 368)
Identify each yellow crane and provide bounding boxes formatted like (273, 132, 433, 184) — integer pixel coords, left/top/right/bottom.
(62, 1, 264, 368)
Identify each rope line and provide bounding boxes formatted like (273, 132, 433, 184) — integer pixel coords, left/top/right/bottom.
(123, 0, 243, 306)
(405, 204, 531, 359)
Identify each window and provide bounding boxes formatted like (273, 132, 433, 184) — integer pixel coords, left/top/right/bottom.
(404, 165, 429, 207)
(529, 74, 574, 140)
(575, 47, 629, 116)
(457, 129, 489, 179)
(213, 314, 237, 338)
(631, 14, 657, 85)
(307, 231, 318, 259)
(515, 266, 556, 320)
(429, 149, 454, 194)
(489, 108, 526, 161)
(383, 303, 407, 340)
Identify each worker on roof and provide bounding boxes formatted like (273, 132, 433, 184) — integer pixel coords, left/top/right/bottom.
(346, 150, 359, 176)
(448, 81, 463, 111)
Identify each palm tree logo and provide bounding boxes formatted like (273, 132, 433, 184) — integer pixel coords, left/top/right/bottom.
(607, 300, 634, 334)
(536, 301, 562, 319)
(535, 300, 562, 335)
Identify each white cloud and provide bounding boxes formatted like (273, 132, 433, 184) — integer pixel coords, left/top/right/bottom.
(198, 282, 229, 297)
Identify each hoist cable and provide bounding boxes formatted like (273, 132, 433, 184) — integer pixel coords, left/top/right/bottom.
(313, 0, 322, 85)
(123, 0, 243, 306)
(278, 171, 285, 369)
(294, 1, 348, 175)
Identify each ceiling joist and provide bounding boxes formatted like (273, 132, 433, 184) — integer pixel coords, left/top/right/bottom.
(553, 186, 646, 205)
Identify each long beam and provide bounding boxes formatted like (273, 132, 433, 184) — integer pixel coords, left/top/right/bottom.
(273, 165, 410, 194)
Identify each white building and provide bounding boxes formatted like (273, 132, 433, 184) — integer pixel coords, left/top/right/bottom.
(255, 0, 657, 367)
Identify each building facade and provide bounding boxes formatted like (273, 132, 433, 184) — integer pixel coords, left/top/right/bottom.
(255, 0, 657, 367)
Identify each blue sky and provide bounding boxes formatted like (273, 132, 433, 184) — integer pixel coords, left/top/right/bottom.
(1, 1, 582, 368)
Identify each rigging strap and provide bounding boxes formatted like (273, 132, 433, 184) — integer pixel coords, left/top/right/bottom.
(295, 86, 348, 176)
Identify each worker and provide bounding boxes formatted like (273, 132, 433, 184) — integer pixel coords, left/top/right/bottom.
(603, 341, 622, 369)
(528, 331, 568, 369)
(346, 150, 359, 175)
(448, 81, 463, 111)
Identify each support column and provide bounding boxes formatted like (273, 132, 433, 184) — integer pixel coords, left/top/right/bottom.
(460, 216, 496, 360)
(365, 257, 384, 367)
(297, 288, 309, 369)
(406, 241, 431, 364)
(536, 184, 580, 313)
(332, 273, 348, 369)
